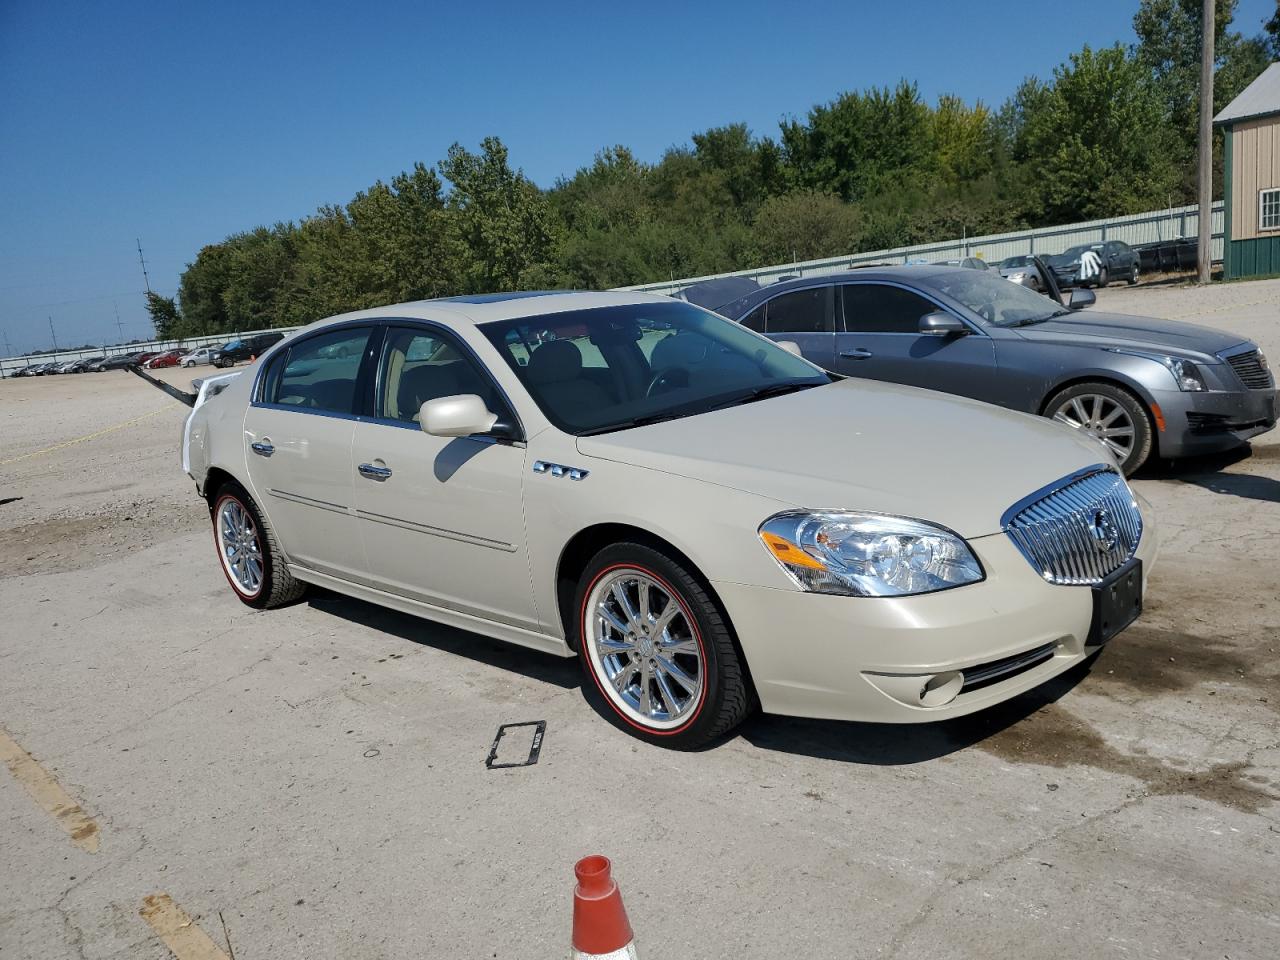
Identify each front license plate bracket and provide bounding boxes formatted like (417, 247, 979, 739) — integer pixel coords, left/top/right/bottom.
(1088, 558, 1143, 646)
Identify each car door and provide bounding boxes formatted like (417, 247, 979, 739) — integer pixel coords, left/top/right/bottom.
(350, 323, 538, 631)
(242, 323, 376, 582)
(744, 285, 837, 368)
(833, 282, 999, 400)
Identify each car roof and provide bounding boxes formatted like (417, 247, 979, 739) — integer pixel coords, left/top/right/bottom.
(287, 290, 676, 337)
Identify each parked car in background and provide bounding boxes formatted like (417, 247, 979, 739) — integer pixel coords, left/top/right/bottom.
(211, 332, 286, 368)
(1048, 241, 1140, 288)
(100, 353, 144, 371)
(65, 356, 104, 373)
(935, 256, 989, 271)
(180, 346, 215, 367)
(999, 255, 1043, 291)
(183, 290, 1155, 747)
(145, 350, 183, 369)
(715, 262, 1275, 475)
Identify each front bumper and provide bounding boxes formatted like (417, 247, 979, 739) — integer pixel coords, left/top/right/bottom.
(714, 515, 1158, 724)
(1152, 386, 1277, 458)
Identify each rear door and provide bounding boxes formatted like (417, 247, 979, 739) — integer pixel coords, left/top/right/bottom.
(350, 324, 537, 630)
(242, 324, 376, 582)
(833, 282, 999, 400)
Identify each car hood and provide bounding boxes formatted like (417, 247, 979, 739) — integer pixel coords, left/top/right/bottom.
(1011, 311, 1246, 361)
(576, 379, 1110, 539)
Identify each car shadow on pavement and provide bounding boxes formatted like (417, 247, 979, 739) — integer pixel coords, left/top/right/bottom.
(305, 589, 580, 689)
(1139, 444, 1280, 504)
(734, 656, 1096, 765)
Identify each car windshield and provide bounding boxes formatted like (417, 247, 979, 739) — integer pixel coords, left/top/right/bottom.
(922, 270, 1070, 327)
(1060, 244, 1099, 260)
(1002, 256, 1030, 268)
(221, 340, 241, 350)
(480, 300, 830, 435)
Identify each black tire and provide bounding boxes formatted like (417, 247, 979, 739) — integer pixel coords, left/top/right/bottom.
(1044, 381, 1154, 476)
(574, 542, 754, 749)
(210, 480, 307, 609)
(1097, 267, 1109, 288)
(1128, 263, 1139, 285)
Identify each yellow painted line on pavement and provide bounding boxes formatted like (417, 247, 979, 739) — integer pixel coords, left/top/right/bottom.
(0, 402, 179, 466)
(0, 728, 100, 853)
(140, 895, 233, 960)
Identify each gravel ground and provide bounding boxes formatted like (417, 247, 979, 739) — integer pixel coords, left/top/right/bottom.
(2, 283, 1279, 960)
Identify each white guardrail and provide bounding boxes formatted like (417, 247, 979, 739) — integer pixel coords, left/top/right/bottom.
(1, 202, 1224, 377)
(617, 201, 1224, 296)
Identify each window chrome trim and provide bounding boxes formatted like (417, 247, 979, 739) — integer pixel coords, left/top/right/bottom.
(248, 401, 368, 423)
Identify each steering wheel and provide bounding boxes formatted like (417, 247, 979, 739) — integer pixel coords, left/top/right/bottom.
(974, 302, 998, 323)
(646, 366, 690, 397)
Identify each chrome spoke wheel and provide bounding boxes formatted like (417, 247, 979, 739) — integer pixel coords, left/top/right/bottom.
(1052, 394, 1136, 462)
(217, 498, 264, 596)
(585, 568, 704, 730)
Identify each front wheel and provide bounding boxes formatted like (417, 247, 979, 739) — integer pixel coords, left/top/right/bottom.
(1046, 381, 1153, 476)
(575, 543, 753, 748)
(211, 481, 306, 609)
(1096, 267, 1110, 288)
(1128, 263, 1140, 285)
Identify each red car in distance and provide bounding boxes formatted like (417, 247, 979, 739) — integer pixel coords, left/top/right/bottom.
(143, 350, 182, 369)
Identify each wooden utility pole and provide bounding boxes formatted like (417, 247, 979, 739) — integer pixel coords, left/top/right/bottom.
(1197, 0, 1215, 283)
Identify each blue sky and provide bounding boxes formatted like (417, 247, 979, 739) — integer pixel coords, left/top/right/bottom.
(1, 0, 1275, 353)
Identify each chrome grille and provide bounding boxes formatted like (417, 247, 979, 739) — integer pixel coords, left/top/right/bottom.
(1223, 349, 1273, 390)
(1002, 467, 1142, 585)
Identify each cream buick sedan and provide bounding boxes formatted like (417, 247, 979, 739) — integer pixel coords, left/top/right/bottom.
(184, 291, 1156, 748)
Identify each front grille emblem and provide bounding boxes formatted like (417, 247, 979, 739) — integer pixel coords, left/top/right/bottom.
(1089, 507, 1120, 552)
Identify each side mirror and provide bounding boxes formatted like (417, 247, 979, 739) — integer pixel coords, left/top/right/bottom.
(919, 311, 967, 336)
(775, 340, 803, 357)
(1068, 288, 1096, 310)
(420, 394, 499, 438)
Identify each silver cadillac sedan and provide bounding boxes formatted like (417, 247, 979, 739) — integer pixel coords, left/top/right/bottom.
(184, 291, 1157, 748)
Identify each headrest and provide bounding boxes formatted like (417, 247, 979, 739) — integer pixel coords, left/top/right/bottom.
(526, 339, 583, 385)
(650, 332, 711, 370)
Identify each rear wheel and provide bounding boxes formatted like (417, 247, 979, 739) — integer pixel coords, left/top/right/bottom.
(575, 543, 753, 748)
(1128, 262, 1140, 285)
(1046, 381, 1153, 476)
(211, 481, 306, 609)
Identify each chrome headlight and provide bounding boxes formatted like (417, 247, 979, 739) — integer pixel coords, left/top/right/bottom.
(759, 511, 984, 597)
(1110, 349, 1206, 391)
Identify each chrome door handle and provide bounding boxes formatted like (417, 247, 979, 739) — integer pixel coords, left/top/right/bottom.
(250, 441, 275, 457)
(357, 463, 392, 481)
(839, 348, 873, 360)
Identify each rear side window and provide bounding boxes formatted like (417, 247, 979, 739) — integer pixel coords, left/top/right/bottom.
(764, 287, 834, 333)
(841, 284, 938, 334)
(268, 326, 372, 414)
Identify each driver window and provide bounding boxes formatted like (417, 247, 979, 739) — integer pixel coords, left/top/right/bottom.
(379, 328, 498, 424)
(842, 284, 936, 334)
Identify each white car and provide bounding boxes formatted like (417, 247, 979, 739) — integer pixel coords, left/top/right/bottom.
(183, 291, 1157, 747)
(180, 346, 216, 367)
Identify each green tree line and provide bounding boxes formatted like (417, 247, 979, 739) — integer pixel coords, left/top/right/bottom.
(149, 0, 1280, 340)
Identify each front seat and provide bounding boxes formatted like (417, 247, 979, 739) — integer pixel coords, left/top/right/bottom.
(396, 364, 460, 421)
(525, 340, 613, 427)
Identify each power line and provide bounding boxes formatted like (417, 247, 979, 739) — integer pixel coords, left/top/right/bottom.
(137, 238, 152, 294)
(47, 316, 59, 353)
(113, 302, 125, 340)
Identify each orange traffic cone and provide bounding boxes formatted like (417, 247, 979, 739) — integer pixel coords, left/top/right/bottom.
(572, 855, 638, 959)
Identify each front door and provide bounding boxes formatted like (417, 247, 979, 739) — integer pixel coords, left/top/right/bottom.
(351, 324, 538, 631)
(242, 324, 376, 581)
(834, 282, 998, 401)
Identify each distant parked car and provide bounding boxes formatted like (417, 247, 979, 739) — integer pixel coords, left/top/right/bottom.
(180, 346, 215, 367)
(935, 256, 989, 271)
(716, 259, 1275, 475)
(1048, 241, 1140, 289)
(999, 255, 1043, 291)
(211, 332, 286, 368)
(145, 350, 183, 369)
(99, 353, 143, 371)
(66, 356, 104, 373)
